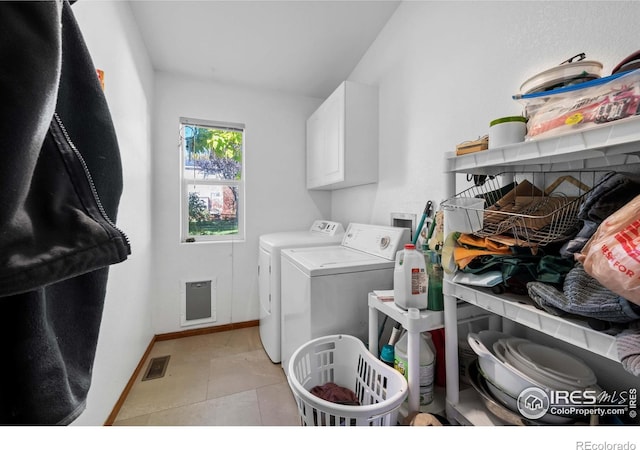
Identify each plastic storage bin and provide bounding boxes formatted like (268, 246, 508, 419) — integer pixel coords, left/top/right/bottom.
(287, 334, 408, 426)
(515, 68, 640, 141)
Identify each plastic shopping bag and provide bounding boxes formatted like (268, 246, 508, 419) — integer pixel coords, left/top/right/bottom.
(576, 193, 640, 305)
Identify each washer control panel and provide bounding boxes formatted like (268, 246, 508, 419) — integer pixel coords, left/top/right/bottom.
(342, 223, 410, 260)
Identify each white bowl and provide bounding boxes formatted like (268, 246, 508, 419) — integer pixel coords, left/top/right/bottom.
(467, 331, 548, 399)
(467, 360, 531, 426)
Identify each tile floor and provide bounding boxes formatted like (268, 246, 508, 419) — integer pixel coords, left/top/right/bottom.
(112, 326, 300, 426)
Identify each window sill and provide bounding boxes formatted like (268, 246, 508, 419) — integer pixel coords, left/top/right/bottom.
(180, 239, 246, 245)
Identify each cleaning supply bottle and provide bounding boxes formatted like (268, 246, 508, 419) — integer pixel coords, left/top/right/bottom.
(394, 244, 428, 310)
(393, 330, 435, 406)
(388, 323, 402, 346)
(380, 344, 395, 367)
(379, 322, 401, 366)
(424, 249, 444, 311)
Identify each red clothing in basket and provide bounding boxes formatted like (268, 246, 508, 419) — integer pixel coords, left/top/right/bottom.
(310, 382, 360, 405)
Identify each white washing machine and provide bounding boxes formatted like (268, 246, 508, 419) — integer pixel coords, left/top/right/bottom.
(280, 223, 410, 372)
(258, 220, 344, 363)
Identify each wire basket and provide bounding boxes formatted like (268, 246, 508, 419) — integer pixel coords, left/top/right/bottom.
(441, 173, 595, 247)
(287, 334, 408, 426)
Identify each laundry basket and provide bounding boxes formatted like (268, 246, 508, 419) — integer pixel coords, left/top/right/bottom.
(287, 334, 408, 426)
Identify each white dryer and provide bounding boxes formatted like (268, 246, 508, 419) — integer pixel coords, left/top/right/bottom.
(280, 223, 410, 372)
(258, 220, 344, 363)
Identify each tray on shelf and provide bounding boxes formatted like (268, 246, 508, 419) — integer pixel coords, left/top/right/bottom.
(441, 172, 598, 247)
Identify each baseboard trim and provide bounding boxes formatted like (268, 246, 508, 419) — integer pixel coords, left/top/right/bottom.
(155, 319, 259, 342)
(103, 319, 259, 426)
(103, 337, 156, 426)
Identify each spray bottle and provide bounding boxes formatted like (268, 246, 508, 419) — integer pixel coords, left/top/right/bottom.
(380, 323, 402, 367)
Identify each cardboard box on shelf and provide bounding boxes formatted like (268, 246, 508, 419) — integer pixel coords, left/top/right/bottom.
(455, 136, 488, 156)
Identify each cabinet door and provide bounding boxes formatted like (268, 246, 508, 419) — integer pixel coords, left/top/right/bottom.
(320, 87, 345, 186)
(306, 83, 345, 189)
(306, 110, 325, 189)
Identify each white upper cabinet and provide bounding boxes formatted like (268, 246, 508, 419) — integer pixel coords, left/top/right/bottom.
(306, 81, 378, 190)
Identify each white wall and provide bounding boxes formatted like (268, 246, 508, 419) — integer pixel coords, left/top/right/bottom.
(152, 72, 329, 333)
(333, 0, 640, 229)
(71, 1, 155, 425)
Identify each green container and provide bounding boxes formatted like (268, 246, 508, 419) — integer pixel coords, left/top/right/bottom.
(424, 250, 444, 311)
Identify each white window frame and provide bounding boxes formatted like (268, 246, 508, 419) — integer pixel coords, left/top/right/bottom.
(180, 117, 245, 243)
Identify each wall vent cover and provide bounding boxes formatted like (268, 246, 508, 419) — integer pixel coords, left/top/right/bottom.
(142, 355, 170, 381)
(181, 278, 217, 326)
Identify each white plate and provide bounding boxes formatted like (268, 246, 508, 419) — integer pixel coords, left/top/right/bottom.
(496, 339, 575, 391)
(506, 339, 597, 388)
(491, 339, 569, 392)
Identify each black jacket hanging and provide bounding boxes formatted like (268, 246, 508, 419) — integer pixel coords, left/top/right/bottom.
(0, 0, 130, 424)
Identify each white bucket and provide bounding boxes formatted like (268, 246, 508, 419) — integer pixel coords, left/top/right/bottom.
(393, 244, 428, 310)
(445, 197, 485, 233)
(489, 116, 527, 148)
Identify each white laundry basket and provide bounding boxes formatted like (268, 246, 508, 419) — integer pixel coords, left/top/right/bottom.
(287, 334, 408, 426)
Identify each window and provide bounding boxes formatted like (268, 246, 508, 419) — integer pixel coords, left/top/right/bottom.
(180, 117, 244, 242)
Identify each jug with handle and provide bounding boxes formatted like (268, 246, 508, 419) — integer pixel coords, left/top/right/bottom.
(394, 243, 428, 310)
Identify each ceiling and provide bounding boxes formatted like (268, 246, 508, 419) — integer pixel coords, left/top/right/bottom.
(129, 0, 400, 99)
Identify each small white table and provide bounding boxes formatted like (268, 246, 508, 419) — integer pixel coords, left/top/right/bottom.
(367, 291, 444, 414)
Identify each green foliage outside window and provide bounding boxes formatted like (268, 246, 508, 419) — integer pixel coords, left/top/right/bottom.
(184, 123, 243, 238)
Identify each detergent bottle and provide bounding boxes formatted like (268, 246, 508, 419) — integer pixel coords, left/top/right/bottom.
(393, 330, 435, 406)
(394, 244, 428, 310)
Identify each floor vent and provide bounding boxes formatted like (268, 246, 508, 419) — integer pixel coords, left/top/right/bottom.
(142, 355, 170, 381)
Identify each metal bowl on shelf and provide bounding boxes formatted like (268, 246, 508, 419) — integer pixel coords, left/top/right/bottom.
(469, 357, 578, 425)
(478, 362, 576, 425)
(467, 359, 534, 426)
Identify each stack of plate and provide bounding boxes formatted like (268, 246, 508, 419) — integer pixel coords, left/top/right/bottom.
(495, 338, 597, 391)
(467, 330, 598, 424)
